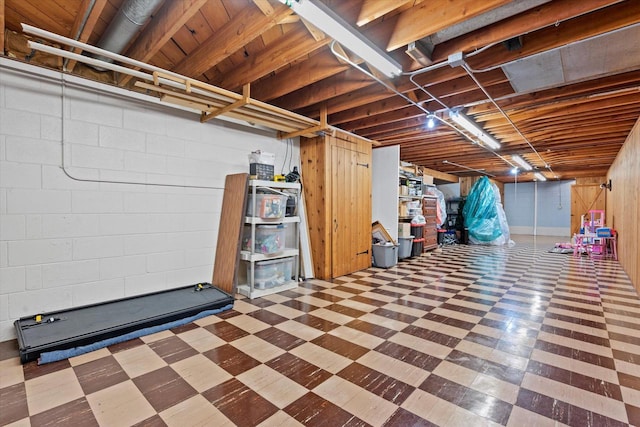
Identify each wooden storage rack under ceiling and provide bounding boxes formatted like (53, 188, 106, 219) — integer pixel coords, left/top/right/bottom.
(20, 24, 360, 143)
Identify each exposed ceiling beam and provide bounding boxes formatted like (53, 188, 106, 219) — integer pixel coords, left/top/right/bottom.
(386, 0, 512, 52)
(430, 0, 622, 63)
(419, 167, 460, 183)
(274, 67, 377, 111)
(171, 3, 293, 78)
(469, 70, 640, 114)
(466, 1, 640, 70)
(61, 0, 108, 72)
(357, 0, 414, 27)
(213, 28, 331, 91)
(250, 50, 349, 101)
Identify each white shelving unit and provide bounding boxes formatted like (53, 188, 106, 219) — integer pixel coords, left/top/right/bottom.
(236, 180, 300, 299)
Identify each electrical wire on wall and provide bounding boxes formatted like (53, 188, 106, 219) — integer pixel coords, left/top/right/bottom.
(279, 137, 295, 176)
(58, 72, 226, 190)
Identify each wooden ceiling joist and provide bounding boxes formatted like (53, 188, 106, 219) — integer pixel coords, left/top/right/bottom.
(386, 0, 512, 51)
(64, 0, 108, 72)
(172, 3, 293, 78)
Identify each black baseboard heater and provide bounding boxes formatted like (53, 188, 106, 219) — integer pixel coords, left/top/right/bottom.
(14, 283, 233, 363)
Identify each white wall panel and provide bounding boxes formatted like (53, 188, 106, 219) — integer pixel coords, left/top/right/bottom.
(0, 59, 300, 340)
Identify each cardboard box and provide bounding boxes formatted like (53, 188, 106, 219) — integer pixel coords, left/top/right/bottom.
(398, 223, 411, 237)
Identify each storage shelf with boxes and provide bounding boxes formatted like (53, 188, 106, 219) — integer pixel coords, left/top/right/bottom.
(238, 180, 301, 298)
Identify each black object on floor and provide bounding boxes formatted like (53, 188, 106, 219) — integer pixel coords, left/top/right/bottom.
(14, 283, 233, 363)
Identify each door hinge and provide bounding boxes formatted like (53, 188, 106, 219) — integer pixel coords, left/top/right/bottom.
(357, 162, 369, 168)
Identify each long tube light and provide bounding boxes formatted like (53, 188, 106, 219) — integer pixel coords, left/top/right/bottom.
(534, 172, 547, 181)
(279, 0, 402, 78)
(448, 110, 501, 150)
(511, 155, 532, 170)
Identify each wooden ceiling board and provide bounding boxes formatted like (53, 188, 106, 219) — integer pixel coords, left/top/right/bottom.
(3, 0, 639, 182)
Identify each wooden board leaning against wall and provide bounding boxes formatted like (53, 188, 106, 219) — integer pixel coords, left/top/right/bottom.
(300, 132, 372, 280)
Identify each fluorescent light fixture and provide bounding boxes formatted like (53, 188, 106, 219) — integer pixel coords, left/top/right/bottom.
(534, 172, 547, 181)
(448, 110, 501, 150)
(511, 155, 532, 171)
(279, 0, 402, 77)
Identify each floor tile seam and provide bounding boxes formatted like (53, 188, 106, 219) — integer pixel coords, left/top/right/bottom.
(520, 373, 630, 423)
(607, 333, 640, 348)
(547, 301, 605, 316)
(334, 364, 416, 406)
(316, 378, 402, 421)
(538, 326, 611, 348)
(514, 386, 628, 426)
(445, 349, 526, 384)
(418, 373, 514, 424)
(525, 360, 624, 400)
(540, 323, 611, 348)
(542, 314, 609, 332)
(534, 338, 615, 369)
(549, 294, 604, 305)
(602, 308, 640, 319)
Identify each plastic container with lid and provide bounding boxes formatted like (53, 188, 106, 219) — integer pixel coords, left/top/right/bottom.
(398, 236, 414, 259)
(372, 243, 398, 268)
(248, 257, 294, 289)
(243, 224, 287, 254)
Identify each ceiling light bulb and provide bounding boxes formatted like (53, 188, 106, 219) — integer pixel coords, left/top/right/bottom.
(279, 0, 402, 77)
(427, 116, 435, 129)
(511, 167, 519, 175)
(511, 155, 532, 171)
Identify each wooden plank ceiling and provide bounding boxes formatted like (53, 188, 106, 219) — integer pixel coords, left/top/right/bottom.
(3, 0, 640, 182)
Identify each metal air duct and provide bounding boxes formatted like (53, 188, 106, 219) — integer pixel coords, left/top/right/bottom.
(92, 0, 163, 68)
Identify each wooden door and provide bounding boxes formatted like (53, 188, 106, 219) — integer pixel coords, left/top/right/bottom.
(331, 143, 355, 277)
(331, 143, 371, 277)
(571, 184, 606, 234)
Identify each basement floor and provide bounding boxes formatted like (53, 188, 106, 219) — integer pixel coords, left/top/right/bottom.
(1, 235, 639, 426)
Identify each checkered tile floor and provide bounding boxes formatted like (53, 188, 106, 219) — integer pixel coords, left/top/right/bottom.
(2, 236, 640, 426)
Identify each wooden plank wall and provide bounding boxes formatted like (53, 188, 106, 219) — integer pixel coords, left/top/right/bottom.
(575, 177, 607, 185)
(300, 136, 332, 279)
(607, 117, 640, 292)
(0, 0, 4, 55)
(301, 134, 372, 279)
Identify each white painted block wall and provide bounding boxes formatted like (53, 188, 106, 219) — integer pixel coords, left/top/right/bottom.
(0, 59, 300, 340)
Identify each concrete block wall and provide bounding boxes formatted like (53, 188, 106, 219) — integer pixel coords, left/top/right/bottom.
(0, 59, 300, 340)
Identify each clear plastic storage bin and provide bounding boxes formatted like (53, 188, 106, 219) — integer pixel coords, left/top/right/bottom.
(243, 224, 287, 254)
(248, 257, 294, 289)
(247, 193, 288, 219)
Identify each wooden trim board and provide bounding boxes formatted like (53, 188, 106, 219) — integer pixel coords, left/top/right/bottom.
(212, 173, 249, 295)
